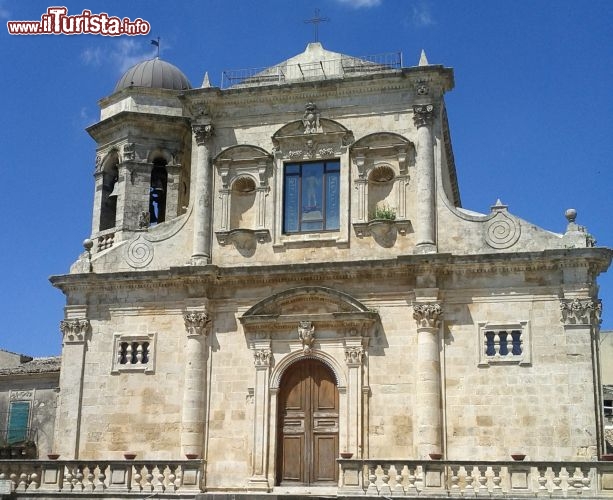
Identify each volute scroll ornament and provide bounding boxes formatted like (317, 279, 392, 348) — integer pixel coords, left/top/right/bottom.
(183, 311, 211, 336)
(59, 318, 91, 343)
(412, 303, 443, 329)
(298, 321, 315, 353)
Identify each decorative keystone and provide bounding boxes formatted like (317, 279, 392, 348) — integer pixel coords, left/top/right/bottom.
(298, 321, 315, 353)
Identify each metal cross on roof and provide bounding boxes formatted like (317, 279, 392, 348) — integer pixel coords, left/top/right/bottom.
(304, 9, 329, 43)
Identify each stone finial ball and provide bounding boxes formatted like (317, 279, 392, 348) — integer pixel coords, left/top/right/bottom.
(83, 238, 94, 251)
(565, 208, 577, 222)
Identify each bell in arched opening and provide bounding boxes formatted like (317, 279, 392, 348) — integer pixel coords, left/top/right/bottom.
(149, 159, 168, 225)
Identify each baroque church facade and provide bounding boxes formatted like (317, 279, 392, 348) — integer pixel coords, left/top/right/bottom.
(44, 42, 611, 493)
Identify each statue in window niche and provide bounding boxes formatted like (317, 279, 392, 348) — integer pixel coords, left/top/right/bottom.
(302, 102, 322, 134)
(149, 161, 168, 225)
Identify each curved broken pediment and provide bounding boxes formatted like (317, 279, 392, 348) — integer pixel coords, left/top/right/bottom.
(214, 144, 271, 163)
(273, 118, 351, 140)
(240, 286, 378, 334)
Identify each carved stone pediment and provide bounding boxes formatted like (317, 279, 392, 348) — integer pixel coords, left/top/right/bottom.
(240, 286, 378, 334)
(351, 132, 415, 177)
(214, 144, 272, 189)
(272, 118, 354, 160)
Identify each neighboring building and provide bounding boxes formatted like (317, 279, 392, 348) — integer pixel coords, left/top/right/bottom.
(43, 42, 611, 493)
(0, 351, 60, 459)
(600, 331, 613, 452)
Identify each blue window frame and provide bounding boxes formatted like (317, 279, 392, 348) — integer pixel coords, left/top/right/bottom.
(283, 160, 340, 233)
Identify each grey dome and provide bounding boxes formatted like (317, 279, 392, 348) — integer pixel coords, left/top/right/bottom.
(115, 58, 192, 92)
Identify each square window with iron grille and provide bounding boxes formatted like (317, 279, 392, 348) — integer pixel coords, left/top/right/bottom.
(477, 321, 531, 366)
(283, 160, 340, 233)
(111, 333, 156, 374)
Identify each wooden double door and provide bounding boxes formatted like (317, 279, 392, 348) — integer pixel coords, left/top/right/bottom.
(276, 359, 339, 485)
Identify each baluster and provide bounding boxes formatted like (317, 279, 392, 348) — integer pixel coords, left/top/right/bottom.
(464, 466, 476, 497)
(580, 466, 591, 492)
(142, 463, 154, 492)
(96, 463, 107, 491)
(379, 463, 392, 495)
(167, 465, 178, 492)
(551, 465, 563, 497)
(566, 467, 579, 495)
(29, 469, 40, 491)
(392, 462, 404, 496)
(154, 464, 166, 492)
(449, 464, 461, 497)
(73, 465, 84, 491)
(366, 464, 378, 495)
(16, 472, 28, 492)
(63, 468, 73, 492)
(491, 465, 503, 496)
(84, 464, 95, 491)
(132, 464, 142, 492)
(536, 466, 548, 497)
(494, 332, 501, 356)
(136, 343, 144, 364)
(476, 465, 488, 495)
(405, 465, 418, 496)
(126, 343, 134, 364)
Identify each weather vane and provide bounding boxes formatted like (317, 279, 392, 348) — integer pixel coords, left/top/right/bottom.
(151, 36, 160, 58)
(304, 9, 329, 43)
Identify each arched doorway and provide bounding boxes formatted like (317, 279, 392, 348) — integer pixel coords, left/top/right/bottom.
(276, 358, 339, 486)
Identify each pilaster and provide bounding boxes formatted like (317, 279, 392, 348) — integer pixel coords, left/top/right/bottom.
(181, 309, 211, 458)
(53, 307, 90, 459)
(249, 340, 272, 491)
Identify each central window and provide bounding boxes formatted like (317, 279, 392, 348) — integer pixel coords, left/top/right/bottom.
(283, 160, 340, 233)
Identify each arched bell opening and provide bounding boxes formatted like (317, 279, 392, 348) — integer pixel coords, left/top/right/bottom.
(149, 159, 168, 225)
(99, 152, 119, 231)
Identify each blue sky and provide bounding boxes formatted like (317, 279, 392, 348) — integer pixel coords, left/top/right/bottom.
(1, 0, 611, 356)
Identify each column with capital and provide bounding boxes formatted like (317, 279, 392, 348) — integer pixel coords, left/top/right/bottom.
(412, 302, 443, 458)
(413, 104, 436, 253)
(181, 311, 211, 458)
(344, 343, 365, 457)
(191, 124, 214, 265)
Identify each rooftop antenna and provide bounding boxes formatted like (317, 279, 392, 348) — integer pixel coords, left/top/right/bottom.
(151, 37, 160, 58)
(304, 9, 329, 43)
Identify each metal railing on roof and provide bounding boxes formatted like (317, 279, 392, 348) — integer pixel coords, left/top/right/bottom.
(221, 51, 402, 89)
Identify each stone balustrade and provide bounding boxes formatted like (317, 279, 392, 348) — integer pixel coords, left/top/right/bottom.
(339, 459, 613, 497)
(0, 459, 203, 495)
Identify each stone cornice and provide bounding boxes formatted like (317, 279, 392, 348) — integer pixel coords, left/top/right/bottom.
(49, 248, 612, 296)
(87, 111, 191, 144)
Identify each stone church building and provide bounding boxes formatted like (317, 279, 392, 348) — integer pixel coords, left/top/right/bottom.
(31, 42, 612, 495)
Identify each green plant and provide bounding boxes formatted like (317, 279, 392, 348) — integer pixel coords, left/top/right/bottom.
(371, 204, 396, 221)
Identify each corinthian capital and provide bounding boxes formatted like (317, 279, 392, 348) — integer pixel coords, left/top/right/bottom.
(253, 348, 272, 368)
(59, 318, 90, 343)
(345, 346, 364, 366)
(193, 124, 214, 145)
(184, 311, 211, 336)
(413, 302, 443, 329)
(560, 298, 602, 326)
(413, 104, 435, 128)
